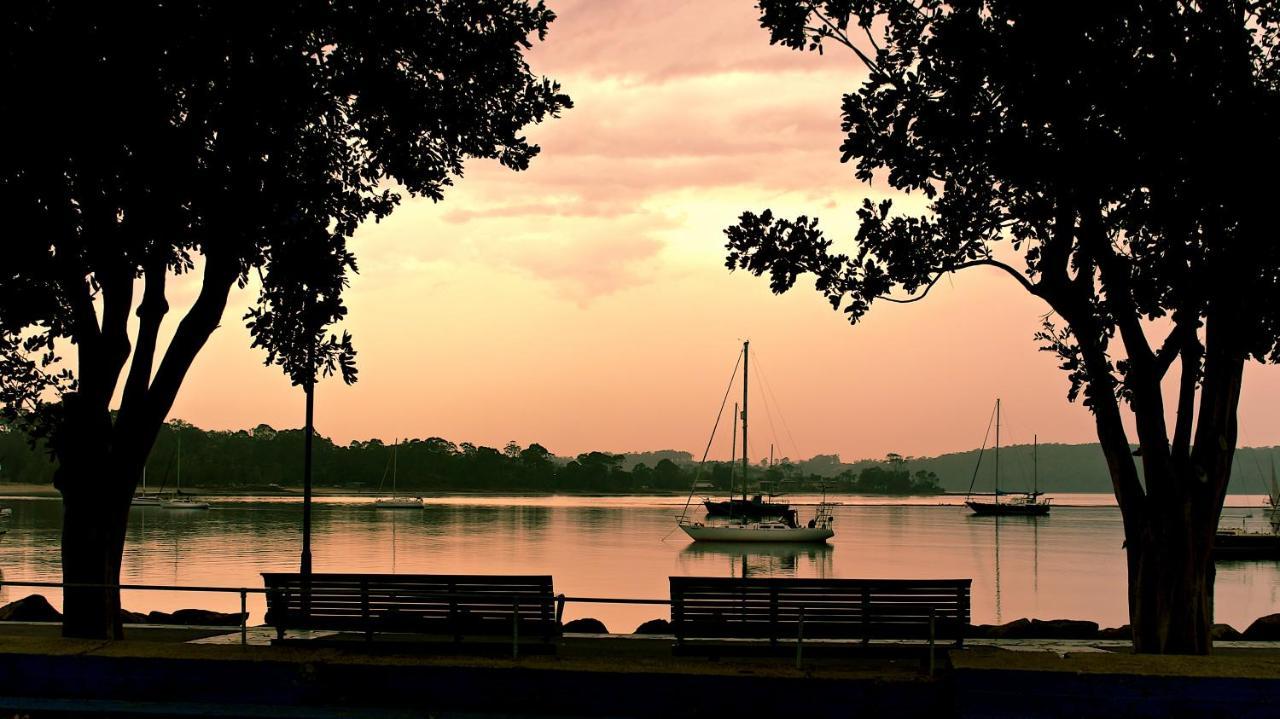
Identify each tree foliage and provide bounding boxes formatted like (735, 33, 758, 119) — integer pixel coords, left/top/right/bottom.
(0, 0, 570, 638)
(726, 0, 1280, 653)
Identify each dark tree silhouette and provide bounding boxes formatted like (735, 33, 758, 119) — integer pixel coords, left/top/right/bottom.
(0, 1, 570, 639)
(727, 1, 1280, 653)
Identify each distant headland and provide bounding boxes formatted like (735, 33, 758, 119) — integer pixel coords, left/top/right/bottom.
(1, 420, 1276, 495)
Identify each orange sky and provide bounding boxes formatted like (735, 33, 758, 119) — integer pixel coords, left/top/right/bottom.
(156, 0, 1280, 462)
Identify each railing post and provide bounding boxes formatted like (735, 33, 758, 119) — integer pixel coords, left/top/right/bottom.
(512, 597, 520, 660)
(795, 606, 804, 670)
(240, 589, 248, 646)
(929, 609, 936, 678)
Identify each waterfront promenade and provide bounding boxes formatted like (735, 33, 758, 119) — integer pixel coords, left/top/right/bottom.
(0, 622, 1278, 718)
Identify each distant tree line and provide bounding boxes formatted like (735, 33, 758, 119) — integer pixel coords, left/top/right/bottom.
(0, 420, 944, 495)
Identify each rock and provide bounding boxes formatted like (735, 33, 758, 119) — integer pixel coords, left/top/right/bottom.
(1243, 613, 1280, 640)
(148, 609, 246, 626)
(967, 624, 995, 639)
(633, 618, 671, 634)
(986, 618, 1032, 639)
(0, 594, 62, 622)
(1211, 623, 1241, 641)
(119, 609, 148, 624)
(978, 618, 1098, 639)
(1028, 619, 1099, 639)
(1098, 625, 1131, 640)
(562, 617, 608, 634)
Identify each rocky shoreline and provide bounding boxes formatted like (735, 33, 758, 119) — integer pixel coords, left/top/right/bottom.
(5, 593, 1278, 640)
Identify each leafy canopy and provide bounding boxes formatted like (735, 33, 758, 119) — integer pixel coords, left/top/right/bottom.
(727, 1, 1280, 411)
(0, 1, 571, 446)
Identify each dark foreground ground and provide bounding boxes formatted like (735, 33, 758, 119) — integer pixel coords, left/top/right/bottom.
(0, 624, 1278, 718)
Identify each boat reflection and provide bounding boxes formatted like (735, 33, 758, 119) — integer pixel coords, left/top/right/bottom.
(678, 541, 833, 579)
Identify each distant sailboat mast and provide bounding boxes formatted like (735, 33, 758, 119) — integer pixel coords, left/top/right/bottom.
(741, 340, 749, 504)
(994, 398, 1000, 504)
(729, 402, 738, 514)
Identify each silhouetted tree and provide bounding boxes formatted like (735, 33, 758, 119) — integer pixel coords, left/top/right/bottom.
(728, 1, 1279, 653)
(0, 1, 569, 638)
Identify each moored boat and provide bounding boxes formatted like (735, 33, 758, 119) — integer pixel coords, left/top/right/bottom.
(964, 401, 1051, 517)
(374, 440, 423, 509)
(1213, 529, 1280, 560)
(162, 497, 210, 510)
(132, 467, 163, 506)
(678, 341, 834, 543)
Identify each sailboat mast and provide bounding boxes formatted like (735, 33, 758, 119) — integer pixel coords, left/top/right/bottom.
(994, 398, 1000, 503)
(176, 431, 182, 494)
(392, 440, 399, 496)
(742, 340, 749, 503)
(1033, 434, 1038, 495)
(729, 403, 738, 511)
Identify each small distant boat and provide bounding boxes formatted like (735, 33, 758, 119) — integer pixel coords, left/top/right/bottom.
(162, 496, 210, 510)
(161, 436, 209, 510)
(132, 467, 163, 506)
(1266, 460, 1280, 525)
(1214, 527, 1280, 560)
(374, 440, 422, 509)
(964, 400, 1051, 517)
(678, 341, 833, 543)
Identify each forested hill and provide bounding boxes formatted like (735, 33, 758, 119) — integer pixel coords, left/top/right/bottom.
(787, 443, 1280, 495)
(0, 420, 1275, 494)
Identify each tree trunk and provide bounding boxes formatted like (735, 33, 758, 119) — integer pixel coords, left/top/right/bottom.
(60, 485, 130, 639)
(1126, 509, 1216, 653)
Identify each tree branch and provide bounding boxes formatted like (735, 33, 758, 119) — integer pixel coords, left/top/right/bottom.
(802, 2, 880, 71)
(1171, 335, 1202, 460)
(94, 266, 135, 408)
(133, 255, 237, 457)
(118, 255, 169, 423)
(881, 258, 1034, 304)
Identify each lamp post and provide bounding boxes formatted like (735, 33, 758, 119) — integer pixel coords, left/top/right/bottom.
(301, 295, 315, 579)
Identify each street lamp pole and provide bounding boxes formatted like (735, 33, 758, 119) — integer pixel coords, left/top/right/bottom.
(301, 299, 315, 578)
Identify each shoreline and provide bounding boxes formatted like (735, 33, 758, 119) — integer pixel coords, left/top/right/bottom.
(0, 482, 1275, 506)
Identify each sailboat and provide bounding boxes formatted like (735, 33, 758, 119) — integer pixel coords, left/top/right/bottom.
(1266, 459, 1280, 524)
(374, 440, 422, 509)
(679, 341, 834, 543)
(964, 400, 1051, 517)
(1213, 457, 1280, 559)
(162, 433, 209, 510)
(131, 467, 162, 506)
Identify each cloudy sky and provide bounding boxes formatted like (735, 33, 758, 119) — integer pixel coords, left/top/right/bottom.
(163, 0, 1280, 462)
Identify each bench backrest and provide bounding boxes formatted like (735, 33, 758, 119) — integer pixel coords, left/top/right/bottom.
(670, 577, 971, 641)
(262, 573, 560, 636)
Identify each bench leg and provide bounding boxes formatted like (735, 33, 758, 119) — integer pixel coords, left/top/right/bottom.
(928, 610, 936, 678)
(795, 608, 804, 670)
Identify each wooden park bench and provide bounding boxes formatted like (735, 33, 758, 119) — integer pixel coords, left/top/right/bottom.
(262, 573, 565, 655)
(670, 577, 971, 666)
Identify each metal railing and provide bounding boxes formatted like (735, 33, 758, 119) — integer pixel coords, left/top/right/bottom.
(0, 579, 672, 648)
(0, 580, 268, 645)
(0, 579, 947, 675)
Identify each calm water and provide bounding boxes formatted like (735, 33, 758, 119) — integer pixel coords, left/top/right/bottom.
(0, 493, 1277, 633)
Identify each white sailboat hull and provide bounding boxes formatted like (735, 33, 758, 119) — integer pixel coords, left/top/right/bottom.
(162, 500, 210, 510)
(131, 496, 163, 506)
(680, 524, 833, 543)
(374, 498, 423, 509)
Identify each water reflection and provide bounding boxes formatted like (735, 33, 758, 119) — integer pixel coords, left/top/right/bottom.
(678, 542, 834, 579)
(0, 496, 1276, 632)
(967, 514, 1044, 624)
